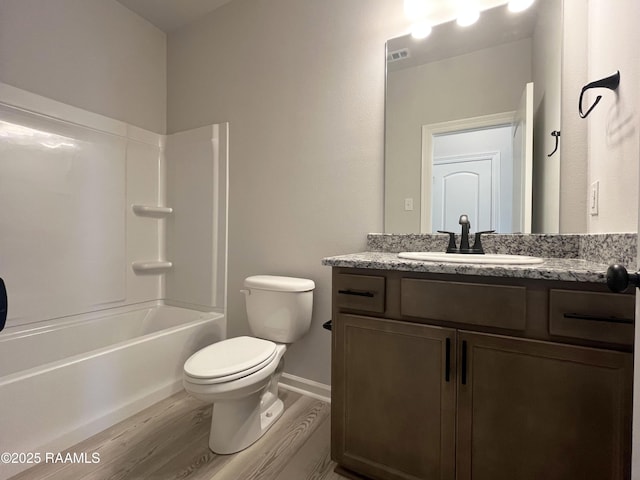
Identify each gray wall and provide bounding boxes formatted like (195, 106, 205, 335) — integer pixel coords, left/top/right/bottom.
(0, 0, 167, 133)
(585, 0, 639, 234)
(560, 0, 640, 234)
(167, 0, 405, 384)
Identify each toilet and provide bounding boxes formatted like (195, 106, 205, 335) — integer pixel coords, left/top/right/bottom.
(183, 275, 315, 454)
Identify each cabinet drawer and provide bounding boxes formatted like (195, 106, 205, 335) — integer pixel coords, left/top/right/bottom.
(335, 274, 386, 313)
(549, 289, 635, 346)
(401, 278, 526, 330)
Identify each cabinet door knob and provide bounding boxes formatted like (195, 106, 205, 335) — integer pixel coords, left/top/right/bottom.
(606, 264, 640, 293)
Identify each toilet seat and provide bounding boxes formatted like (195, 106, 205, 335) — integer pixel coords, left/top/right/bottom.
(184, 336, 277, 385)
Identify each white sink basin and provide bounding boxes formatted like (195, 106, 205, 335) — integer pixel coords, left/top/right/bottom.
(398, 252, 544, 265)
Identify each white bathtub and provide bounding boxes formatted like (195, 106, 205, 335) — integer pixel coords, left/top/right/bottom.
(0, 304, 225, 480)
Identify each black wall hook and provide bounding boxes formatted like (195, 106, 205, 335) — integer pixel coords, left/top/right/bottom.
(579, 70, 620, 118)
(547, 130, 560, 157)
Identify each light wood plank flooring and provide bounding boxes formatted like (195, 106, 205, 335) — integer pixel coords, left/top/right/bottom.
(11, 390, 349, 480)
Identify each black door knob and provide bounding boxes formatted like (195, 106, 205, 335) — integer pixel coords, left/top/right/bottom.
(606, 264, 640, 293)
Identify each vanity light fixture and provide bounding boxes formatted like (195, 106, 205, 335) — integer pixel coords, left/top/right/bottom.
(406, 0, 526, 39)
(508, 0, 535, 13)
(456, 8, 480, 27)
(411, 21, 433, 39)
(404, 0, 431, 39)
(455, 0, 481, 27)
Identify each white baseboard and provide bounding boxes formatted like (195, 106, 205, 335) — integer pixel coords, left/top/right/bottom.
(279, 373, 331, 403)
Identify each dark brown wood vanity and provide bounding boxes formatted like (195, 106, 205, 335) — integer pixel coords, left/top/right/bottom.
(330, 267, 635, 480)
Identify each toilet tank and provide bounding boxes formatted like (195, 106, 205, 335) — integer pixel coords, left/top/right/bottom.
(243, 275, 315, 343)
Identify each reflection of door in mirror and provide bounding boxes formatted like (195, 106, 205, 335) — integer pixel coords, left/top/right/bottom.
(431, 134, 506, 234)
(422, 83, 534, 235)
(421, 111, 525, 234)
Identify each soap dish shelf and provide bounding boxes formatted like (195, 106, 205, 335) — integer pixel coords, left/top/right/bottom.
(132, 205, 173, 217)
(132, 261, 173, 273)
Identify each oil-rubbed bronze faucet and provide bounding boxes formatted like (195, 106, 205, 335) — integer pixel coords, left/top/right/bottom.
(458, 214, 471, 250)
(438, 214, 494, 254)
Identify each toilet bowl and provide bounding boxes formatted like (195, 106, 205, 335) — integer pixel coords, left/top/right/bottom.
(183, 275, 314, 454)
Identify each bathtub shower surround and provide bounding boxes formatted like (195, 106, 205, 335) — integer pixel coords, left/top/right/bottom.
(0, 82, 229, 327)
(0, 96, 128, 327)
(0, 306, 225, 480)
(166, 124, 228, 310)
(0, 82, 228, 480)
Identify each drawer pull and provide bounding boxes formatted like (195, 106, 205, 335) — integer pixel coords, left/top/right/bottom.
(338, 289, 375, 298)
(445, 338, 451, 382)
(563, 313, 634, 325)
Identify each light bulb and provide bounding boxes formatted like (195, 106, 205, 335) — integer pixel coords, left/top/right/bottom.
(457, 9, 480, 27)
(508, 0, 535, 13)
(411, 22, 432, 40)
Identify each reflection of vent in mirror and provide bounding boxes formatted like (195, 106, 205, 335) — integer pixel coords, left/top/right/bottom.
(387, 48, 409, 63)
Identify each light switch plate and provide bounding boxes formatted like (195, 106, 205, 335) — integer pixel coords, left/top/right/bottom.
(404, 198, 414, 211)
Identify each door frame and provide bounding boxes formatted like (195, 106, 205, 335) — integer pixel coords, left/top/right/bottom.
(420, 111, 515, 233)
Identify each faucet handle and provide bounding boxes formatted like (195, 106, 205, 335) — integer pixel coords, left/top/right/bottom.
(472, 230, 495, 254)
(437, 230, 458, 253)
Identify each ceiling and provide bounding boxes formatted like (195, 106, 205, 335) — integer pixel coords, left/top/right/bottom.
(115, 0, 523, 35)
(116, 0, 233, 32)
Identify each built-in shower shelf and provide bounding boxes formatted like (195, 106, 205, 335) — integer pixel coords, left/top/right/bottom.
(132, 205, 173, 217)
(131, 261, 173, 273)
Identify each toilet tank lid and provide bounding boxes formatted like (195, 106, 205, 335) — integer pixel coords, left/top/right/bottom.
(244, 275, 315, 292)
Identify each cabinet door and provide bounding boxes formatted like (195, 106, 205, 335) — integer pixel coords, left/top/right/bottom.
(456, 331, 632, 480)
(332, 314, 456, 480)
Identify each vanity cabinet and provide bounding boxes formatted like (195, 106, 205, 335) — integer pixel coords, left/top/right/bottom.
(332, 313, 456, 480)
(456, 331, 632, 480)
(331, 268, 634, 480)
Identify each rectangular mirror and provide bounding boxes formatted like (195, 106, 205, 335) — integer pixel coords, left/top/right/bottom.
(384, 0, 562, 234)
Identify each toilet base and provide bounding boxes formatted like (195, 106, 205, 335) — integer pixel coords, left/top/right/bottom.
(209, 392, 284, 454)
(261, 397, 284, 433)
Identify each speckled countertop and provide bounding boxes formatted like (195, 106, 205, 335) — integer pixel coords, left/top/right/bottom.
(322, 233, 638, 283)
(321, 251, 612, 283)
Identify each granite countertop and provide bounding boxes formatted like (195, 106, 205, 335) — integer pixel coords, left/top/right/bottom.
(321, 251, 611, 283)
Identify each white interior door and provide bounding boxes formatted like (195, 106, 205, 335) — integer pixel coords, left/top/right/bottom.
(422, 117, 515, 234)
(432, 153, 497, 232)
(512, 82, 534, 233)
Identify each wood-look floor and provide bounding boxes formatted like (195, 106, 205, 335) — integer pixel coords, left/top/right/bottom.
(11, 390, 349, 480)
